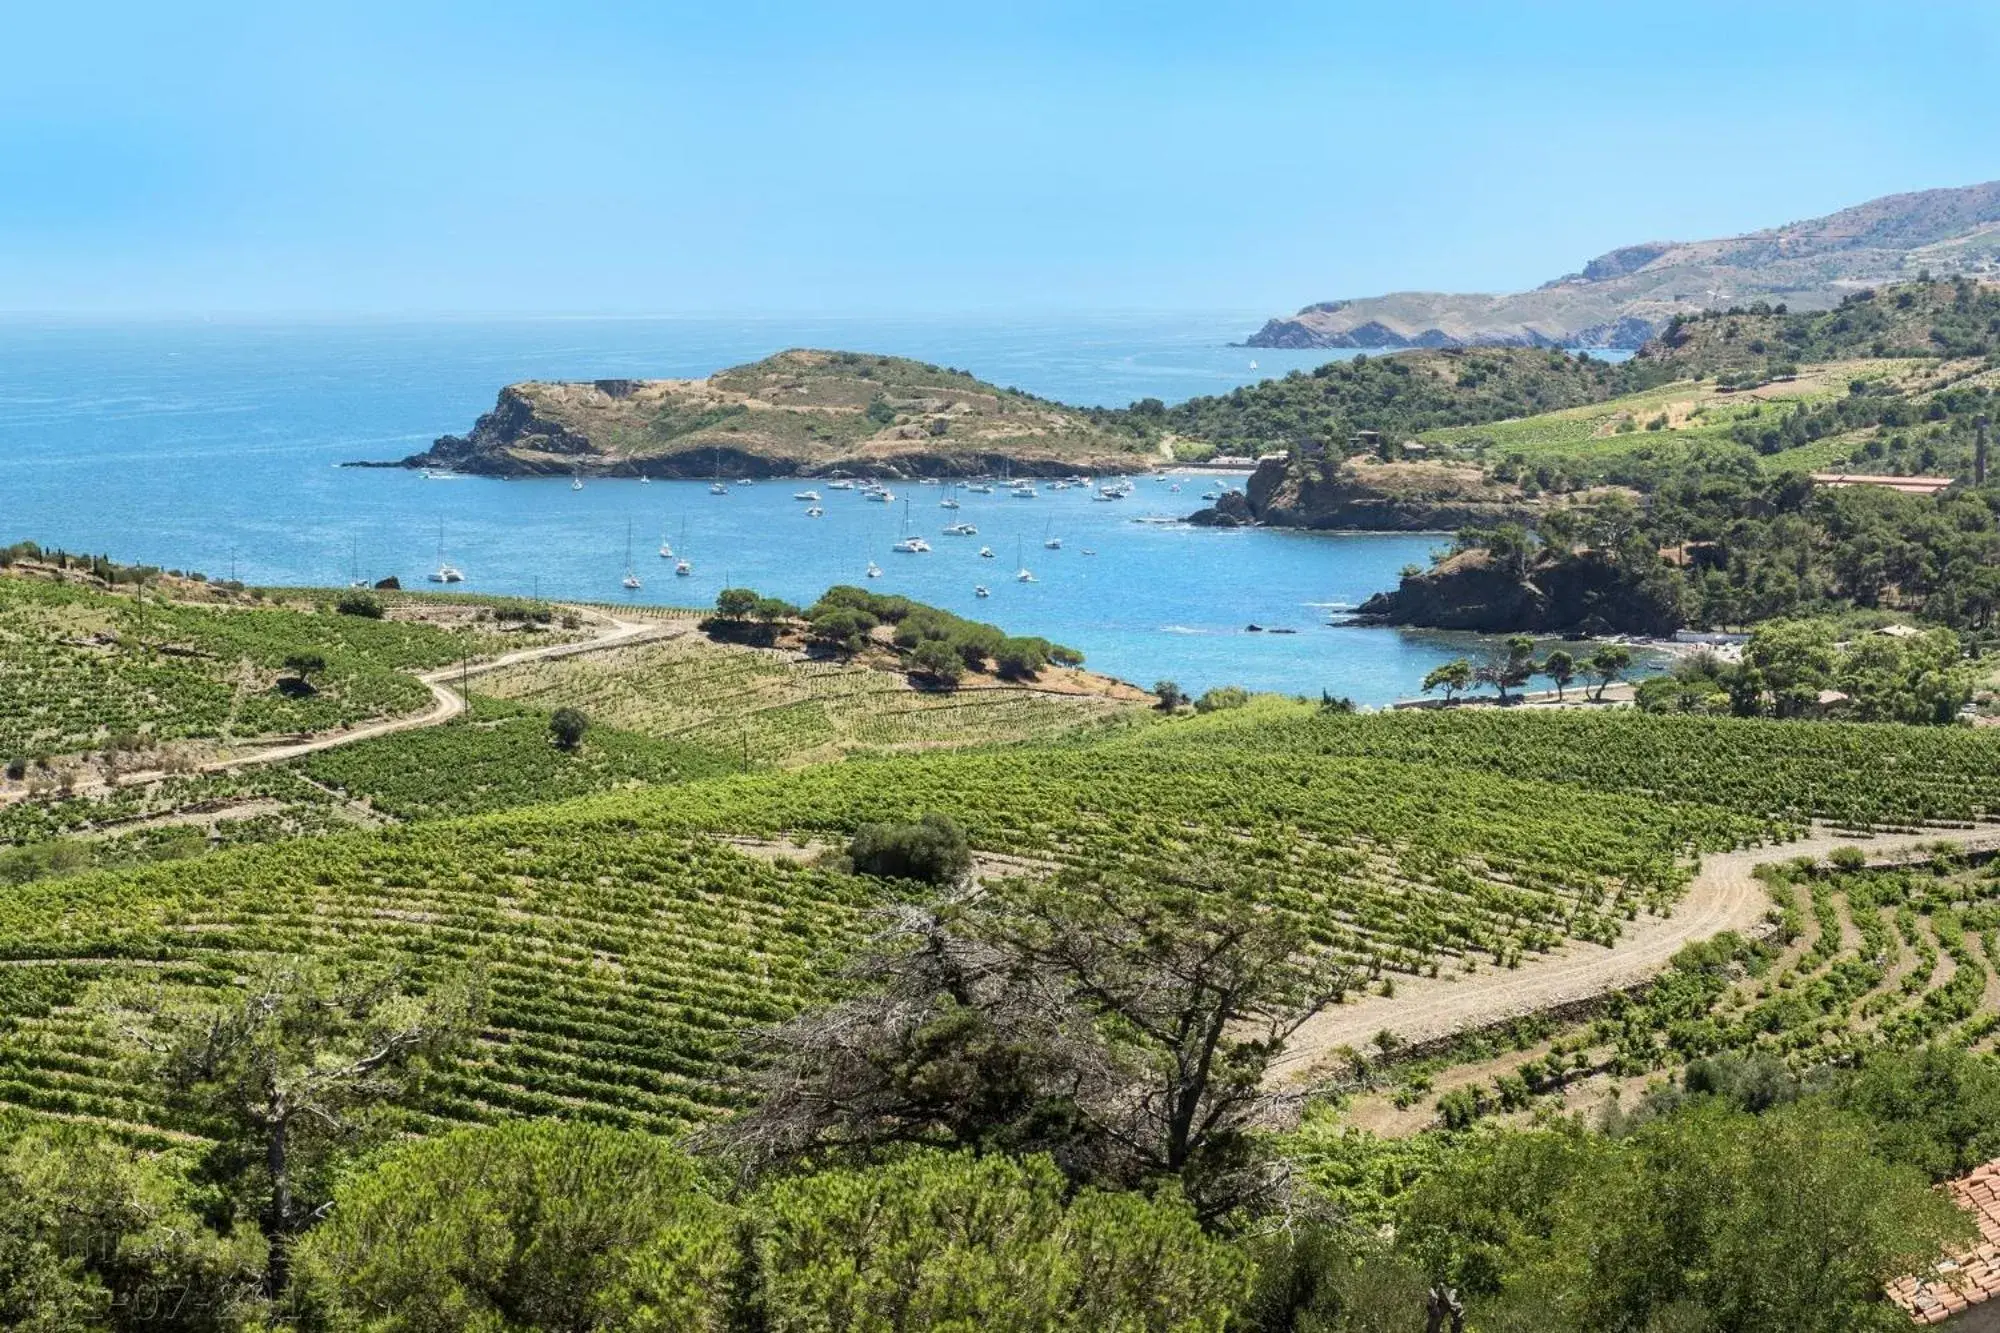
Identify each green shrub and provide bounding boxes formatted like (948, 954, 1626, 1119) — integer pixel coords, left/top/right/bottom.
(549, 707, 589, 751)
(334, 590, 384, 619)
(1194, 686, 1251, 714)
(848, 813, 972, 885)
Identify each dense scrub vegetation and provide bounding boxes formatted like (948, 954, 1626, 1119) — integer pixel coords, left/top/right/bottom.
(1644, 276, 2000, 376)
(1636, 619, 1974, 723)
(1106, 347, 1662, 454)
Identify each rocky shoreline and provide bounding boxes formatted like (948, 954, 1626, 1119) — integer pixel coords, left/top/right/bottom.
(1184, 455, 1541, 533)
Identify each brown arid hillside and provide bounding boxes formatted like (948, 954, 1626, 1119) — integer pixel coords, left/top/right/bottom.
(1249, 180, 2000, 350)
(391, 349, 1154, 479)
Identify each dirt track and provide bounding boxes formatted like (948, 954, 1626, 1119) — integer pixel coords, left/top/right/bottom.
(1270, 823, 2000, 1085)
(193, 610, 678, 773)
(0, 610, 679, 809)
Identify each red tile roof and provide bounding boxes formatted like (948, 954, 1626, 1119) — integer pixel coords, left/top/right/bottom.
(1889, 1160, 2000, 1324)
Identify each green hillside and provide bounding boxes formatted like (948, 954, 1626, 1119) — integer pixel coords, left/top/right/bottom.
(1112, 346, 1661, 454)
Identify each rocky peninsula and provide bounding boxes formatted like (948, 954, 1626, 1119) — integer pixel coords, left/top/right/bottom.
(366, 349, 1155, 481)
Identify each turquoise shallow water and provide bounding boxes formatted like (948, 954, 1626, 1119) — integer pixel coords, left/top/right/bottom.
(0, 314, 1638, 703)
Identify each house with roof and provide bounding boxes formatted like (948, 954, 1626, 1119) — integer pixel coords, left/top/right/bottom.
(1888, 1159, 2000, 1328)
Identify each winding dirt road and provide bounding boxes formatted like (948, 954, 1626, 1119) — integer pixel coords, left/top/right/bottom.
(0, 610, 680, 810)
(195, 610, 678, 773)
(1271, 823, 2000, 1086)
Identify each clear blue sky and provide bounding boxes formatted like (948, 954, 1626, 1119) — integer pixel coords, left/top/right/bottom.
(5, 1, 1997, 315)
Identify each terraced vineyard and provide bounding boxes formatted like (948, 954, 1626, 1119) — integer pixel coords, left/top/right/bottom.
(298, 695, 743, 820)
(9, 683, 2000, 1143)
(601, 745, 1766, 981)
(1337, 852, 2000, 1140)
(1593, 857, 2000, 1075)
(477, 629, 1141, 766)
(1413, 362, 1900, 475)
(1152, 701, 2000, 830)
(0, 813, 880, 1140)
(0, 575, 565, 758)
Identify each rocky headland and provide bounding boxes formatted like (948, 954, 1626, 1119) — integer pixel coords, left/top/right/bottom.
(367, 350, 1155, 481)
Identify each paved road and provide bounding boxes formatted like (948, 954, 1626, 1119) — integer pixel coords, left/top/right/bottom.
(1270, 823, 2000, 1085)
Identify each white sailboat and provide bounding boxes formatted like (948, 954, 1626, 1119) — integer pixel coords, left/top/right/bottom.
(794, 489, 821, 502)
(866, 560, 883, 579)
(427, 522, 464, 583)
(658, 529, 673, 559)
(944, 522, 978, 536)
(709, 448, 728, 495)
(674, 520, 692, 575)
(1042, 518, 1061, 550)
(571, 471, 584, 491)
(1015, 538, 1035, 584)
(621, 521, 642, 590)
(892, 497, 931, 553)
(827, 478, 855, 490)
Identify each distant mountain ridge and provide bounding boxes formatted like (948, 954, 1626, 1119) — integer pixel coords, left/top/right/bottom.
(1249, 181, 2000, 350)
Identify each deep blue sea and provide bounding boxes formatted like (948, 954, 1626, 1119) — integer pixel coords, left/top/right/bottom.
(0, 314, 1643, 702)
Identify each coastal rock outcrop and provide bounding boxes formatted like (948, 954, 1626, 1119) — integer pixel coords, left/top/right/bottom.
(1351, 548, 1683, 636)
(1187, 456, 1541, 532)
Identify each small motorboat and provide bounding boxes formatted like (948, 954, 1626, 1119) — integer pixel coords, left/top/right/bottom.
(965, 482, 993, 494)
(944, 522, 978, 536)
(974, 585, 990, 598)
(978, 546, 995, 559)
(827, 479, 855, 490)
(675, 559, 693, 576)
(805, 506, 824, 517)
(892, 537, 931, 554)
(710, 482, 729, 495)
(865, 561, 883, 579)
(794, 490, 821, 502)
(1081, 548, 1097, 556)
